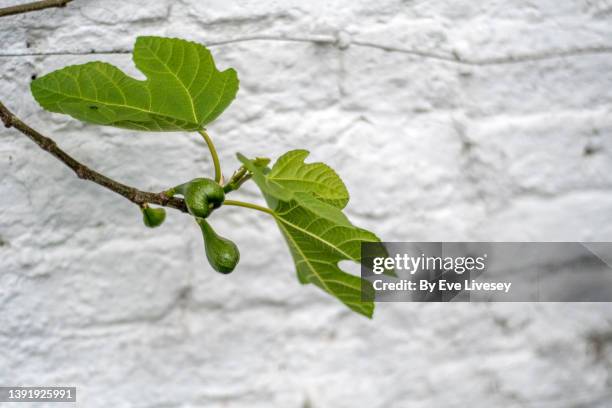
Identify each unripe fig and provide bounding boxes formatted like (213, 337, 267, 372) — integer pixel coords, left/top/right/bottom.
(198, 179, 225, 209)
(196, 218, 240, 274)
(174, 178, 225, 217)
(142, 206, 166, 228)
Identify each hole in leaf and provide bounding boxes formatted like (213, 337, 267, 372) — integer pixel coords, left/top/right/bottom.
(89, 105, 98, 110)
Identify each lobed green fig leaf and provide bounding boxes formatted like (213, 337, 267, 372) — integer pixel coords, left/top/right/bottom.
(267, 150, 349, 208)
(239, 150, 383, 317)
(31, 36, 239, 131)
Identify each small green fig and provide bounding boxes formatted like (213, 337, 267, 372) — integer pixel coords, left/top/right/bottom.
(142, 206, 166, 228)
(174, 178, 225, 217)
(198, 179, 225, 209)
(196, 218, 240, 274)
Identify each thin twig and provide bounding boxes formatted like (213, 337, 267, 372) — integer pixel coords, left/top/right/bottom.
(0, 0, 73, 18)
(0, 101, 188, 213)
(1, 33, 611, 66)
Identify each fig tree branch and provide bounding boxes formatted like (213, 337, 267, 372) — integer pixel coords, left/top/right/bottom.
(0, 0, 73, 17)
(0, 101, 188, 213)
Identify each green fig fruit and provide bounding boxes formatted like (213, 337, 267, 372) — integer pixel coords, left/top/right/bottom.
(196, 218, 240, 274)
(142, 206, 166, 228)
(173, 178, 225, 217)
(198, 178, 225, 209)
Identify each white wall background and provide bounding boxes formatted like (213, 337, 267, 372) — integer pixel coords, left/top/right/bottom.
(1, 0, 612, 406)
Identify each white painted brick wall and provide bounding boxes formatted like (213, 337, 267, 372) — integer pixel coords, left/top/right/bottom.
(1, 0, 612, 406)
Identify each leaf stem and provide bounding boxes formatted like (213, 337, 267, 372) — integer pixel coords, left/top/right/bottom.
(197, 129, 222, 184)
(223, 200, 274, 215)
